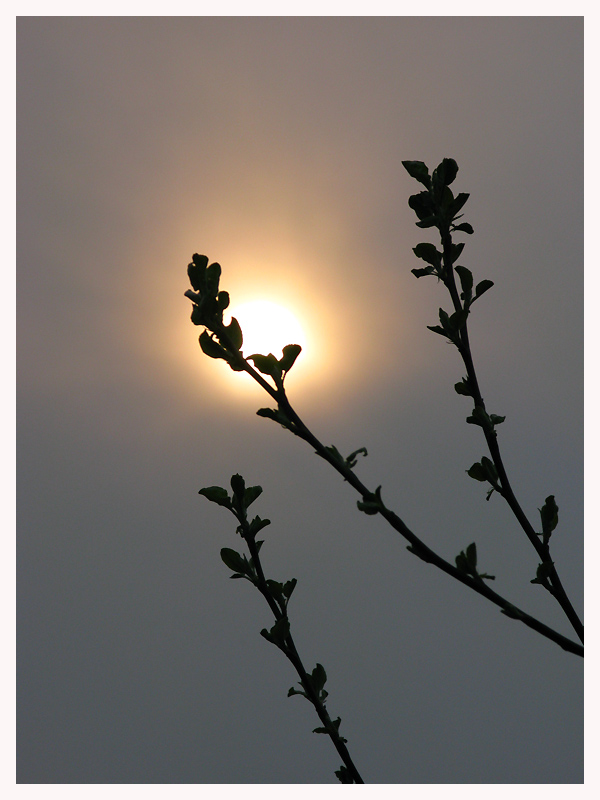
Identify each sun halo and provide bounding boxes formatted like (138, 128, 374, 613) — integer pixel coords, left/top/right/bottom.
(225, 299, 307, 363)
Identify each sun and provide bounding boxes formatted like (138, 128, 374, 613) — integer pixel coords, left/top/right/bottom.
(226, 300, 307, 361)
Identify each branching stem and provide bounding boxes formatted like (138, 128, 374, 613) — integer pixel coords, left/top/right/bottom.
(440, 231, 583, 643)
(200, 308, 583, 657)
(256, 384, 583, 657)
(238, 519, 365, 783)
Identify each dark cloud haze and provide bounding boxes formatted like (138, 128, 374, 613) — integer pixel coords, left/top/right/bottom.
(17, 17, 583, 784)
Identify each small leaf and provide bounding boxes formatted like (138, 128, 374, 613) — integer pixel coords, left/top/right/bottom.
(282, 578, 297, 600)
(415, 216, 438, 229)
(220, 547, 248, 575)
(448, 308, 469, 332)
(474, 279, 494, 301)
(539, 495, 559, 536)
(260, 617, 290, 648)
(466, 406, 491, 429)
(256, 407, 292, 429)
(467, 462, 487, 482)
(248, 515, 271, 537)
(357, 500, 379, 515)
(455, 543, 494, 581)
(433, 157, 459, 187)
(256, 407, 278, 421)
(266, 580, 285, 606)
(357, 486, 383, 515)
(249, 353, 280, 376)
(279, 343, 302, 373)
(426, 324, 448, 338)
(198, 486, 231, 508)
(205, 262, 221, 296)
(466, 542, 477, 567)
(225, 317, 243, 351)
(454, 377, 474, 397)
(415, 216, 438, 228)
(230, 473, 246, 498)
(346, 446, 368, 468)
(310, 663, 327, 693)
(313, 721, 346, 744)
(453, 222, 474, 235)
(413, 242, 442, 268)
(449, 192, 469, 218)
(188, 254, 209, 291)
(402, 160, 432, 188)
(192, 253, 209, 268)
(449, 242, 465, 264)
(335, 766, 354, 784)
(408, 191, 435, 221)
(216, 291, 230, 312)
(331, 717, 347, 742)
(288, 686, 307, 699)
(531, 561, 554, 587)
(535, 561, 554, 580)
(455, 552, 469, 574)
(481, 456, 498, 484)
(244, 485, 263, 509)
(411, 266, 436, 278)
(455, 265, 473, 299)
(187, 266, 204, 293)
(230, 476, 258, 520)
(489, 414, 506, 426)
(199, 331, 229, 361)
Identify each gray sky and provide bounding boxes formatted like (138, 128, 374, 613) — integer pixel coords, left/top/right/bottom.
(17, 17, 583, 784)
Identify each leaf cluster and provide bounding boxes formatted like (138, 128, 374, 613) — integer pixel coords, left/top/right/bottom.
(403, 161, 495, 376)
(356, 485, 384, 516)
(199, 473, 269, 533)
(185, 254, 304, 389)
(288, 664, 348, 745)
(403, 158, 472, 234)
(467, 456, 500, 501)
(455, 542, 495, 582)
(249, 344, 302, 390)
(185, 254, 245, 369)
(288, 662, 329, 705)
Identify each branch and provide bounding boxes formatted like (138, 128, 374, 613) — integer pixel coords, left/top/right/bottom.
(183, 247, 583, 657)
(403, 158, 583, 643)
(200, 475, 365, 784)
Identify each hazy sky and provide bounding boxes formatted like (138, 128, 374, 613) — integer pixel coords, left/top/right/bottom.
(17, 17, 583, 785)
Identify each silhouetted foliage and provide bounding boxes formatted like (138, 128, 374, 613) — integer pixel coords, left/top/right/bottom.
(185, 158, 583, 783)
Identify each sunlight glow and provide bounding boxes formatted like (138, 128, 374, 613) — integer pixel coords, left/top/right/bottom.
(227, 300, 307, 361)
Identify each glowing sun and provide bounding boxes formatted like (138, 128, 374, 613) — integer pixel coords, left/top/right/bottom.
(227, 300, 307, 360)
